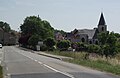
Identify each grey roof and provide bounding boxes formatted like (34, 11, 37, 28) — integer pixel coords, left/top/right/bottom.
(78, 29, 96, 39)
(98, 13, 106, 25)
(0, 27, 3, 31)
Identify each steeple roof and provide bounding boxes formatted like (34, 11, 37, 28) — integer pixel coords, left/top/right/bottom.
(98, 13, 106, 25)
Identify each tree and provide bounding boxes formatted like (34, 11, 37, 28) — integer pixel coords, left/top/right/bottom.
(114, 33, 120, 38)
(54, 29, 66, 36)
(19, 16, 54, 47)
(18, 35, 30, 47)
(44, 38, 56, 50)
(104, 32, 117, 57)
(20, 16, 54, 40)
(98, 32, 118, 58)
(116, 41, 120, 53)
(57, 40, 70, 51)
(0, 21, 11, 32)
(28, 34, 40, 49)
(98, 31, 109, 45)
(106, 32, 117, 46)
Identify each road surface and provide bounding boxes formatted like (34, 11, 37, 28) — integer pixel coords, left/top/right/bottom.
(1, 46, 120, 78)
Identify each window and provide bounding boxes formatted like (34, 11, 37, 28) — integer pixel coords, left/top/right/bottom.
(89, 41, 92, 44)
(102, 27, 104, 31)
(95, 41, 98, 45)
(81, 38, 85, 42)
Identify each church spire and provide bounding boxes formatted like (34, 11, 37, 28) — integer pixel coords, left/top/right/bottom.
(98, 12, 106, 25)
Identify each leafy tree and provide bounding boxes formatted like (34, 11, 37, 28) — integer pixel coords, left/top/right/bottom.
(116, 41, 120, 53)
(20, 16, 54, 40)
(106, 32, 117, 46)
(20, 16, 41, 35)
(41, 20, 54, 39)
(44, 38, 56, 50)
(19, 16, 54, 47)
(98, 32, 118, 58)
(28, 34, 40, 49)
(102, 44, 116, 58)
(0, 21, 11, 32)
(104, 32, 117, 57)
(54, 29, 66, 36)
(18, 35, 30, 47)
(57, 40, 70, 51)
(114, 33, 120, 38)
(98, 31, 109, 45)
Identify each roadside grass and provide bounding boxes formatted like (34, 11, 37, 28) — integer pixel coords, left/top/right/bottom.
(0, 66, 3, 78)
(65, 59, 120, 75)
(45, 51, 87, 59)
(45, 51, 120, 75)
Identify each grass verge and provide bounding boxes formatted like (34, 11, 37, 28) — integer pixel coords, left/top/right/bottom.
(45, 51, 120, 75)
(64, 59, 120, 75)
(0, 66, 3, 78)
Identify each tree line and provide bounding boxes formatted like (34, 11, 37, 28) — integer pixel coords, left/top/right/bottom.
(18, 15, 120, 58)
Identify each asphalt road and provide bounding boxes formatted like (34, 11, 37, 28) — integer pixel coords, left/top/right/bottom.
(1, 46, 120, 78)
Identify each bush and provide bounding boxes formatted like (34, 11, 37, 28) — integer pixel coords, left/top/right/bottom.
(40, 45, 47, 51)
(88, 44, 101, 53)
(44, 38, 56, 51)
(57, 40, 70, 51)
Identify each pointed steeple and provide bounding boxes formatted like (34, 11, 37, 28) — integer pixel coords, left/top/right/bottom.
(98, 12, 106, 25)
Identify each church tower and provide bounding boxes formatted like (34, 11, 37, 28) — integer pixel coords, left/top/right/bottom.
(98, 13, 107, 33)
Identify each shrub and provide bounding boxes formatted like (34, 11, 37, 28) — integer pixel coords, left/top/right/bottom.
(57, 40, 70, 51)
(88, 44, 101, 53)
(44, 38, 56, 51)
(40, 45, 47, 51)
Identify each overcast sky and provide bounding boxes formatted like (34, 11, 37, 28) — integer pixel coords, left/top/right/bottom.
(0, 0, 120, 33)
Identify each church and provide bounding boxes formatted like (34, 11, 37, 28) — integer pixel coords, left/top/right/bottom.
(65, 13, 107, 44)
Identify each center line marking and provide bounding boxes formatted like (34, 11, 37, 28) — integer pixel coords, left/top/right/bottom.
(6, 67, 8, 70)
(16, 50, 75, 78)
(43, 64, 75, 78)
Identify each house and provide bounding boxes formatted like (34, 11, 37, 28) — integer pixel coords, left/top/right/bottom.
(0, 28, 4, 44)
(65, 12, 107, 44)
(55, 32, 64, 41)
(0, 28, 16, 45)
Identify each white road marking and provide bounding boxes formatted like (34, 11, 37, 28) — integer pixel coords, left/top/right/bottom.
(16, 51, 75, 78)
(38, 61, 42, 64)
(7, 74, 11, 78)
(43, 64, 59, 72)
(43, 64, 75, 78)
(6, 67, 8, 70)
(34, 60, 37, 62)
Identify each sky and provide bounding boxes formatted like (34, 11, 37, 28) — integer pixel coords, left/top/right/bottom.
(0, 0, 120, 33)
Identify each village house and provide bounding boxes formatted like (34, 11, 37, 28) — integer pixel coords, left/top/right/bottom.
(55, 32, 64, 41)
(0, 28, 17, 45)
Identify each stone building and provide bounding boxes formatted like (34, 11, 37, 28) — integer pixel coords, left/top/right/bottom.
(65, 13, 107, 44)
(0, 28, 16, 45)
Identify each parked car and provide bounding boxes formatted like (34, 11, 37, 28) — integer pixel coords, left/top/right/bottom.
(0, 44, 2, 48)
